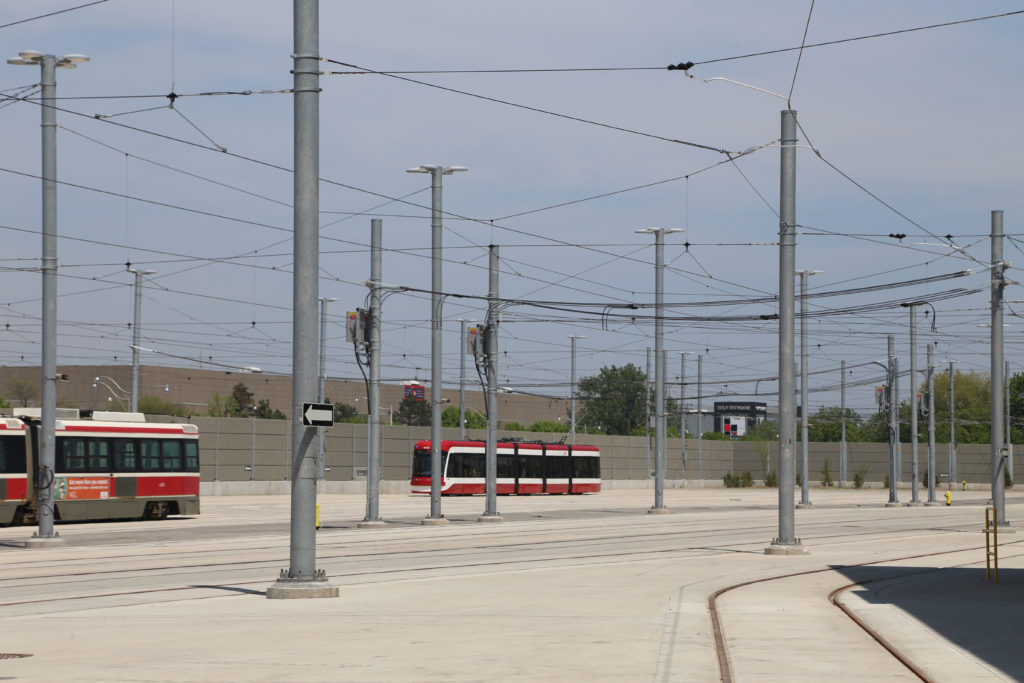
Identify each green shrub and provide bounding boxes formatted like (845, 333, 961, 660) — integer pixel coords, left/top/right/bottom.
(765, 471, 778, 488)
(853, 466, 867, 489)
(821, 458, 834, 487)
(723, 471, 754, 488)
(883, 474, 890, 489)
(1006, 468, 1014, 489)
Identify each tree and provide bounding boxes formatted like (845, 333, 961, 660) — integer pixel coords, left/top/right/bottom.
(739, 420, 779, 442)
(137, 395, 189, 417)
(576, 364, 647, 436)
(6, 378, 38, 407)
(231, 383, 254, 415)
(528, 419, 568, 433)
(253, 398, 286, 419)
(207, 394, 240, 418)
(806, 407, 863, 442)
(441, 405, 486, 429)
(334, 402, 359, 421)
(395, 397, 430, 426)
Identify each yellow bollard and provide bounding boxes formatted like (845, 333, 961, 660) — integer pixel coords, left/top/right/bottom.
(316, 502, 321, 530)
(961, 480, 967, 491)
(945, 490, 951, 506)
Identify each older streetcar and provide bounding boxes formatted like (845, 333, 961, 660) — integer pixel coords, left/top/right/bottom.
(411, 439, 600, 495)
(0, 409, 200, 525)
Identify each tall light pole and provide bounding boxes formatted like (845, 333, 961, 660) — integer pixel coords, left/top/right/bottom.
(128, 268, 156, 412)
(767, 108, 805, 554)
(569, 335, 586, 444)
(990, 209, 1008, 526)
(318, 296, 337, 479)
(902, 301, 926, 506)
(1006, 359, 1013, 484)
(840, 360, 847, 484)
(948, 360, 958, 488)
(8, 50, 88, 548)
(407, 163, 466, 524)
(636, 227, 683, 513)
(926, 344, 937, 504)
(795, 268, 822, 508)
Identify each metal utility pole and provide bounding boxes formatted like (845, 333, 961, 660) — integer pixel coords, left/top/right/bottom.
(458, 319, 469, 439)
(406, 163, 465, 524)
(680, 351, 693, 480)
(906, 302, 922, 505)
(569, 335, 585, 444)
(637, 227, 681, 512)
(8, 50, 88, 548)
(840, 360, 847, 483)
(949, 361, 957, 488)
(645, 347, 652, 479)
(927, 344, 937, 503)
(697, 353, 704, 482)
(1006, 359, 1014, 484)
(129, 268, 155, 412)
(796, 269, 821, 507)
(267, 0, 336, 598)
(991, 209, 1007, 526)
(480, 245, 502, 522)
(887, 334, 901, 506)
(318, 296, 337, 479)
(361, 219, 385, 528)
(768, 109, 803, 553)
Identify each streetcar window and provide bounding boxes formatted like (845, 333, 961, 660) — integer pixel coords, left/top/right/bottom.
(520, 454, 543, 478)
(140, 441, 162, 471)
(412, 449, 432, 477)
(0, 436, 26, 474)
(59, 438, 88, 473)
(546, 455, 569, 478)
(116, 440, 137, 471)
(573, 456, 599, 479)
(497, 453, 515, 478)
(184, 441, 199, 472)
(445, 452, 462, 478)
(463, 453, 484, 478)
(88, 439, 111, 472)
(161, 440, 182, 471)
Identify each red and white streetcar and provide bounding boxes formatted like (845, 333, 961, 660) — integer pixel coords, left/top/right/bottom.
(411, 439, 600, 495)
(0, 409, 200, 525)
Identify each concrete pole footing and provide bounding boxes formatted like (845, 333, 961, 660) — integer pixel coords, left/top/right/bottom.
(25, 535, 66, 549)
(647, 507, 671, 515)
(421, 517, 450, 526)
(477, 514, 504, 523)
(795, 503, 814, 509)
(764, 543, 809, 556)
(905, 501, 925, 507)
(357, 520, 388, 529)
(266, 582, 340, 599)
(885, 502, 903, 507)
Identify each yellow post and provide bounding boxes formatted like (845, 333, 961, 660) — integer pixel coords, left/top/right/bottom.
(945, 490, 951, 505)
(316, 502, 321, 530)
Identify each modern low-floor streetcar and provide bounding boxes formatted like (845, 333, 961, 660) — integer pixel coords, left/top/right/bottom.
(411, 439, 601, 495)
(0, 409, 200, 525)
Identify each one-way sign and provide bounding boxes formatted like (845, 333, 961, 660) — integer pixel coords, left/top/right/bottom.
(302, 402, 334, 427)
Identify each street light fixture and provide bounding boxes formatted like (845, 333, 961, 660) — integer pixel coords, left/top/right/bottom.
(406, 163, 466, 524)
(9, 49, 88, 547)
(635, 227, 684, 513)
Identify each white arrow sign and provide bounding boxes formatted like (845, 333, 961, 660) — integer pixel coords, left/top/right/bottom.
(302, 402, 334, 426)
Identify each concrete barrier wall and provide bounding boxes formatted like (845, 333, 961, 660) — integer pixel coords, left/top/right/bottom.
(189, 417, 1012, 489)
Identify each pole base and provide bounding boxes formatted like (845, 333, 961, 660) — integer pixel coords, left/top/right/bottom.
(25, 533, 66, 549)
(265, 570, 338, 599)
(477, 514, 504, 523)
(925, 501, 945, 506)
(885, 502, 903, 507)
(647, 506, 671, 515)
(795, 502, 814, 509)
(357, 520, 387, 529)
(421, 517, 449, 526)
(764, 540, 809, 556)
(905, 501, 925, 507)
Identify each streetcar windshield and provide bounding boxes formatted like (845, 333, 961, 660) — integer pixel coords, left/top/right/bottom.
(412, 448, 432, 477)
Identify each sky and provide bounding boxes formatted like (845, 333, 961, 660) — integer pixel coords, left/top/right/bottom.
(0, 0, 1022, 420)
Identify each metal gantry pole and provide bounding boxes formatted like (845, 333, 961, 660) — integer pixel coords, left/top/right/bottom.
(645, 347, 652, 479)
(569, 335, 585, 444)
(459, 319, 467, 439)
(317, 296, 336, 479)
(1007, 359, 1014, 484)
(991, 209, 1007, 525)
(927, 344, 937, 503)
(768, 109, 802, 553)
(909, 304, 921, 505)
(362, 218, 384, 526)
(429, 167, 445, 521)
(887, 334, 900, 506)
(651, 229, 672, 511)
(680, 352, 689, 480)
(840, 360, 847, 483)
(481, 245, 502, 522)
(798, 271, 811, 507)
(697, 353, 703, 482)
(130, 269, 143, 412)
(949, 362, 957, 487)
(268, 0, 335, 597)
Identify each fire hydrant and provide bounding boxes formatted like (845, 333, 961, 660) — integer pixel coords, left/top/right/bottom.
(945, 490, 952, 506)
(316, 502, 321, 529)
